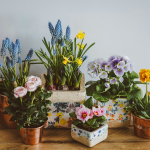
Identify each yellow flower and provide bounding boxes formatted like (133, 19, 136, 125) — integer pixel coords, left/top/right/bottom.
(48, 112, 51, 117)
(76, 30, 85, 40)
(62, 55, 72, 65)
(77, 43, 85, 49)
(59, 118, 67, 125)
(139, 69, 150, 83)
(75, 58, 83, 66)
(54, 122, 59, 127)
(56, 112, 64, 118)
(122, 109, 126, 113)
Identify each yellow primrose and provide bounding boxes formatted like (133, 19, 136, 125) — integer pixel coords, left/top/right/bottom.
(48, 112, 51, 117)
(56, 112, 64, 118)
(62, 55, 72, 65)
(59, 118, 67, 125)
(77, 43, 85, 49)
(76, 30, 85, 40)
(76, 58, 83, 66)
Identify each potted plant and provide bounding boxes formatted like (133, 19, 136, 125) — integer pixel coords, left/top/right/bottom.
(69, 97, 108, 147)
(125, 69, 150, 139)
(0, 37, 35, 128)
(86, 55, 142, 128)
(32, 19, 95, 128)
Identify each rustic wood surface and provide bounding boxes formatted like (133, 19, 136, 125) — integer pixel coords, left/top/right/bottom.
(0, 124, 150, 150)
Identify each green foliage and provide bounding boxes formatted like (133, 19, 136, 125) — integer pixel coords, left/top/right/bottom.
(4, 88, 52, 130)
(83, 97, 93, 109)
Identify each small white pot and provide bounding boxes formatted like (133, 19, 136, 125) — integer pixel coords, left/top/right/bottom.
(71, 124, 108, 147)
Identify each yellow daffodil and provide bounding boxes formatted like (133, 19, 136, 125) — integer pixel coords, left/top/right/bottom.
(76, 30, 85, 40)
(77, 43, 85, 49)
(56, 112, 64, 118)
(59, 118, 67, 125)
(62, 55, 72, 65)
(48, 112, 51, 117)
(75, 58, 83, 66)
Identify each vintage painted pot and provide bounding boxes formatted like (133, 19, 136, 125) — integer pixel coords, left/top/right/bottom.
(98, 98, 130, 128)
(71, 124, 108, 147)
(41, 73, 86, 128)
(20, 124, 44, 145)
(133, 113, 150, 139)
(0, 94, 17, 128)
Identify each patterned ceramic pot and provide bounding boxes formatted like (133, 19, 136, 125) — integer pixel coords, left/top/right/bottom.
(98, 98, 130, 128)
(41, 73, 86, 128)
(71, 124, 108, 147)
(133, 113, 150, 139)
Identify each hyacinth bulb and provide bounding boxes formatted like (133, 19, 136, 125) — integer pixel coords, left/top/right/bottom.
(54, 19, 61, 39)
(16, 39, 21, 55)
(65, 26, 71, 41)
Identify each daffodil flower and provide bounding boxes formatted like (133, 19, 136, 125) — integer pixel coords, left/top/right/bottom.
(75, 58, 83, 66)
(77, 43, 85, 49)
(62, 55, 72, 65)
(76, 30, 85, 40)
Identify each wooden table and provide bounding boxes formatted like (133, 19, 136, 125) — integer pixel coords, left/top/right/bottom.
(0, 124, 150, 150)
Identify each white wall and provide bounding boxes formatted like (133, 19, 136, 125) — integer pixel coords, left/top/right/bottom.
(0, 0, 150, 94)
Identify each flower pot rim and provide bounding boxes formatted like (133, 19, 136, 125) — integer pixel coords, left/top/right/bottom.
(71, 123, 108, 134)
(132, 112, 150, 121)
(21, 123, 45, 130)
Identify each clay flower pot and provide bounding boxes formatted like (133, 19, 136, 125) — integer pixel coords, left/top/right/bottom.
(71, 124, 108, 147)
(0, 94, 17, 128)
(20, 124, 45, 145)
(133, 113, 150, 139)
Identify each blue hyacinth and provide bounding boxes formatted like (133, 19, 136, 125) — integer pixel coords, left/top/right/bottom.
(48, 22, 55, 37)
(12, 43, 18, 64)
(6, 38, 12, 55)
(1, 40, 8, 56)
(11, 60, 15, 67)
(53, 49, 56, 55)
(0, 62, 2, 68)
(65, 26, 71, 41)
(59, 20, 63, 39)
(16, 39, 21, 55)
(61, 39, 65, 47)
(12, 78, 15, 81)
(54, 20, 61, 39)
(51, 37, 55, 45)
(25, 49, 33, 62)
(6, 57, 11, 68)
(18, 56, 22, 64)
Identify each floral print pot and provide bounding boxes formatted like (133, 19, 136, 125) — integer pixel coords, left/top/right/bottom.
(98, 98, 130, 128)
(71, 124, 108, 147)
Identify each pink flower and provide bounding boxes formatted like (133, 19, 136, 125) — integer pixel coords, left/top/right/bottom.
(75, 105, 85, 116)
(27, 76, 42, 87)
(100, 108, 106, 116)
(92, 106, 101, 116)
(25, 81, 37, 92)
(77, 107, 90, 123)
(14, 86, 27, 98)
(89, 109, 94, 119)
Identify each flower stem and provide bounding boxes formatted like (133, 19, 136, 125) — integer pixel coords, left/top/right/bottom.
(20, 97, 23, 106)
(146, 81, 148, 104)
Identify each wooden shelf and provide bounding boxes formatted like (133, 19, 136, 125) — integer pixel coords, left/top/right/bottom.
(0, 124, 150, 150)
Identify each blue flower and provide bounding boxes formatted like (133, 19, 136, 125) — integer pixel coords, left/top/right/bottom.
(59, 20, 63, 39)
(48, 22, 55, 37)
(0, 62, 2, 68)
(6, 38, 12, 55)
(12, 43, 18, 64)
(25, 49, 33, 62)
(1, 40, 8, 56)
(11, 59, 15, 67)
(17, 56, 22, 64)
(65, 26, 71, 41)
(15, 39, 21, 55)
(51, 37, 55, 45)
(54, 20, 61, 39)
(61, 39, 65, 47)
(53, 49, 56, 55)
(82, 56, 88, 61)
(12, 78, 15, 81)
(6, 57, 11, 68)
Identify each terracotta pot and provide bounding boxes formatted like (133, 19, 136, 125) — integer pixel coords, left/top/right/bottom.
(0, 94, 17, 128)
(20, 124, 44, 145)
(133, 113, 150, 139)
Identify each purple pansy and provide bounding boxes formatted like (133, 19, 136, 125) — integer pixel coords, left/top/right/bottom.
(108, 55, 116, 62)
(110, 77, 117, 84)
(94, 58, 103, 65)
(119, 77, 124, 83)
(99, 71, 108, 79)
(105, 64, 112, 71)
(94, 67, 98, 76)
(87, 61, 95, 71)
(114, 68, 124, 77)
(105, 82, 110, 88)
(106, 78, 109, 81)
(111, 59, 119, 69)
(117, 61, 125, 68)
(100, 61, 108, 70)
(123, 63, 130, 72)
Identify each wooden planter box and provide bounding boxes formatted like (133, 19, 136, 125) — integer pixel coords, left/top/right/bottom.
(41, 73, 86, 128)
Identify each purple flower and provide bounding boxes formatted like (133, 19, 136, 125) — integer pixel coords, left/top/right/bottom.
(94, 67, 98, 76)
(100, 61, 108, 70)
(111, 59, 119, 69)
(117, 61, 125, 68)
(130, 63, 134, 73)
(119, 77, 124, 83)
(114, 68, 124, 77)
(108, 55, 116, 62)
(123, 64, 130, 72)
(110, 77, 117, 84)
(106, 78, 109, 81)
(94, 58, 103, 65)
(105, 64, 112, 71)
(105, 82, 110, 88)
(99, 71, 108, 79)
(87, 61, 95, 71)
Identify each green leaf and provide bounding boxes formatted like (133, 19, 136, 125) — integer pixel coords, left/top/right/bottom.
(17, 124, 23, 130)
(26, 107, 37, 115)
(72, 120, 82, 126)
(93, 91, 111, 103)
(139, 111, 150, 119)
(87, 118, 96, 125)
(90, 122, 99, 128)
(9, 116, 16, 121)
(133, 81, 147, 84)
(69, 112, 77, 118)
(96, 84, 105, 92)
(128, 71, 139, 80)
(83, 97, 93, 109)
(85, 81, 97, 86)
(86, 83, 97, 96)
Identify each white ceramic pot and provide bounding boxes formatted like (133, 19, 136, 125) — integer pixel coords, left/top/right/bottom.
(71, 124, 108, 147)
